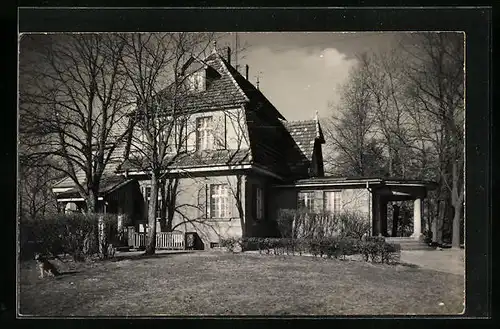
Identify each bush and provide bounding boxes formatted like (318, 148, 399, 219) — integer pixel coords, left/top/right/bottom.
(20, 213, 119, 261)
(238, 235, 400, 265)
(219, 237, 242, 253)
(338, 211, 371, 240)
(275, 209, 370, 241)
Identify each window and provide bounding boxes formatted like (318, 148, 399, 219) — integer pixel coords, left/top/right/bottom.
(196, 116, 214, 151)
(297, 192, 315, 212)
(210, 184, 229, 218)
(188, 71, 205, 91)
(324, 191, 342, 215)
(256, 187, 264, 220)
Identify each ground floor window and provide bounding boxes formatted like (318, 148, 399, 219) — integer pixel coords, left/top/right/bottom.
(297, 191, 315, 212)
(323, 191, 342, 215)
(210, 184, 229, 218)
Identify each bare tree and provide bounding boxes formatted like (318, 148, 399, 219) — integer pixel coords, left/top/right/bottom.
(119, 32, 215, 255)
(400, 32, 465, 247)
(323, 33, 464, 246)
(19, 34, 132, 213)
(19, 164, 61, 220)
(324, 59, 386, 177)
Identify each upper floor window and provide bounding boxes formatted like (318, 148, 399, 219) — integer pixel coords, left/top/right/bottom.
(297, 191, 315, 212)
(196, 116, 214, 151)
(324, 191, 342, 215)
(188, 70, 205, 92)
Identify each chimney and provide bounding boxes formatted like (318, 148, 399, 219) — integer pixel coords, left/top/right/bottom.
(227, 47, 231, 64)
(245, 64, 249, 80)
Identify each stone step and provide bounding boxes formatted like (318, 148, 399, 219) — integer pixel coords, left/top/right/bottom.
(383, 237, 436, 251)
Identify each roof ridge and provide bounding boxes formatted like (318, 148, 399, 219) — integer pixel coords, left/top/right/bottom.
(286, 119, 316, 124)
(214, 53, 250, 103)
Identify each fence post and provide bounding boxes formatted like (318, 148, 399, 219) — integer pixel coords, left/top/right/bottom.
(98, 215, 105, 256)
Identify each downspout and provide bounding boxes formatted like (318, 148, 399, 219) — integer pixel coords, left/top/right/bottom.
(366, 181, 373, 236)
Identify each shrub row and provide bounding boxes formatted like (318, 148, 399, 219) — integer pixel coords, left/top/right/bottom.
(219, 236, 401, 264)
(20, 213, 120, 261)
(276, 209, 371, 241)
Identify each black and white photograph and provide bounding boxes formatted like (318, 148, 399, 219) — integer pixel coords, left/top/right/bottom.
(18, 29, 467, 316)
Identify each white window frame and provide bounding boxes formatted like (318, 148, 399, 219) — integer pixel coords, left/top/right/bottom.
(210, 184, 229, 219)
(256, 186, 263, 220)
(196, 116, 214, 151)
(323, 190, 342, 215)
(188, 70, 205, 91)
(297, 191, 315, 212)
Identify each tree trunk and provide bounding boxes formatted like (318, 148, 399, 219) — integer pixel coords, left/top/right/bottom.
(87, 188, 99, 213)
(165, 178, 178, 232)
(159, 179, 167, 232)
(451, 161, 463, 248)
(145, 172, 159, 255)
(236, 175, 246, 238)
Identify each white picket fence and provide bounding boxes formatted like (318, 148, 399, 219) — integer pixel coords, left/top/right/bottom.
(129, 229, 185, 250)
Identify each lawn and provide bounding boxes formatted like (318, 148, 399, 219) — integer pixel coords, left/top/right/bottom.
(18, 251, 464, 316)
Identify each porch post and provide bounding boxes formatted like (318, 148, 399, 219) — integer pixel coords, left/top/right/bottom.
(380, 200, 388, 237)
(411, 198, 422, 240)
(392, 204, 400, 237)
(373, 193, 381, 236)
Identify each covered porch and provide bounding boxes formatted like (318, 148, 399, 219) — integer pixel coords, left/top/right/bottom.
(273, 177, 438, 242)
(370, 180, 438, 240)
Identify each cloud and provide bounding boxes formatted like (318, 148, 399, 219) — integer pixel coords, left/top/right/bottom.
(243, 46, 358, 121)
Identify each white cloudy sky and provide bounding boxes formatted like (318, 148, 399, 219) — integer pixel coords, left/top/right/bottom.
(219, 32, 400, 121)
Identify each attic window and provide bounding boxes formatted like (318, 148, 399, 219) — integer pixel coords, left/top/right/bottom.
(187, 70, 206, 92)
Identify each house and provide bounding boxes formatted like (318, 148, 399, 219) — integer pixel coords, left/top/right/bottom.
(52, 45, 438, 249)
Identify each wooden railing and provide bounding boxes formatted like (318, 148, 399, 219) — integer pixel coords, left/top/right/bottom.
(128, 229, 185, 250)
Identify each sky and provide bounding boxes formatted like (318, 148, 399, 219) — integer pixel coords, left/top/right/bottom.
(218, 32, 400, 121)
(19, 32, 402, 122)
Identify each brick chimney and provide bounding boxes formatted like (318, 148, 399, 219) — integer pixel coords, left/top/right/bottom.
(245, 64, 249, 80)
(227, 47, 231, 64)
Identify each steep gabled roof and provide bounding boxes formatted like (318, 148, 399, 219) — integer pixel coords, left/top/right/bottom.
(283, 120, 324, 162)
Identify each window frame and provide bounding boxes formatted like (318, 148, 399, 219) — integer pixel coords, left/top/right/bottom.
(188, 70, 205, 91)
(323, 190, 342, 215)
(297, 191, 315, 212)
(210, 184, 230, 219)
(196, 116, 214, 151)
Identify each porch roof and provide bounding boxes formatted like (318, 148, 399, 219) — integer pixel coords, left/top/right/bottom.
(54, 175, 135, 201)
(276, 176, 438, 190)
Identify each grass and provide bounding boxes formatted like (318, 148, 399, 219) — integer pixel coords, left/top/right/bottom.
(18, 251, 464, 316)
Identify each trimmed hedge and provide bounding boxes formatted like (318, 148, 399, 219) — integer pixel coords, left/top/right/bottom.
(20, 213, 119, 261)
(220, 236, 401, 265)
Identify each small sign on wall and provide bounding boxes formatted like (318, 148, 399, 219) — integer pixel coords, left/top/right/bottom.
(139, 223, 145, 233)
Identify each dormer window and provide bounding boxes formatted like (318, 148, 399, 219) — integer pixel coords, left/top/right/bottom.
(187, 70, 206, 92)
